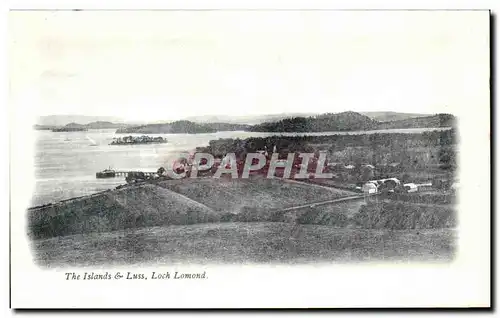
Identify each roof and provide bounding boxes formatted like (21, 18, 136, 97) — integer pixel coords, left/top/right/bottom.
(404, 183, 418, 188)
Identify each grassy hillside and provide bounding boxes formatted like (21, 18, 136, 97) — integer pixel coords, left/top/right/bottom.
(28, 176, 456, 266)
(32, 222, 456, 267)
(157, 178, 356, 214)
(28, 177, 455, 241)
(27, 184, 219, 240)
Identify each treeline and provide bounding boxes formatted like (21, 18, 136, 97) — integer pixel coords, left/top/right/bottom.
(196, 129, 458, 175)
(198, 129, 457, 156)
(249, 111, 377, 132)
(248, 112, 455, 133)
(377, 113, 456, 130)
(39, 111, 457, 134)
(116, 121, 250, 134)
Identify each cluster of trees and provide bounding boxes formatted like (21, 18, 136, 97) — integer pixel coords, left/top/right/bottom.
(249, 111, 377, 132)
(117, 121, 217, 134)
(248, 112, 456, 133)
(116, 121, 250, 134)
(195, 129, 458, 182)
(199, 130, 456, 158)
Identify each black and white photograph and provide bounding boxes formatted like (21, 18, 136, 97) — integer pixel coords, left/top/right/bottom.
(8, 8, 491, 308)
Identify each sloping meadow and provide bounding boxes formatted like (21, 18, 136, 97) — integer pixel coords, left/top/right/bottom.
(27, 184, 220, 239)
(27, 179, 456, 240)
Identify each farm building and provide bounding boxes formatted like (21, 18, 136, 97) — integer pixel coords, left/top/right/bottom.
(403, 183, 418, 193)
(362, 182, 378, 194)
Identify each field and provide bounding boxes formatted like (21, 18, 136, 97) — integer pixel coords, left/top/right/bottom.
(28, 176, 456, 266)
(27, 177, 357, 239)
(28, 184, 220, 239)
(32, 222, 456, 267)
(156, 177, 356, 213)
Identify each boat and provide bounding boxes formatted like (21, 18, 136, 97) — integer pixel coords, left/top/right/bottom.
(86, 136, 98, 146)
(96, 168, 116, 178)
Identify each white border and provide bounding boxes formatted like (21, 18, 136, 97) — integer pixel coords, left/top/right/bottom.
(4, 1, 494, 312)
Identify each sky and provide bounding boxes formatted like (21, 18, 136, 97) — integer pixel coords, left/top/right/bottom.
(9, 10, 489, 122)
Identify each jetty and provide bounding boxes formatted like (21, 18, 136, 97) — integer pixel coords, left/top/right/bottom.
(96, 169, 157, 179)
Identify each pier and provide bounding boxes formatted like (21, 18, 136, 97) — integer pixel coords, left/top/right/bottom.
(114, 171, 156, 177)
(96, 169, 157, 179)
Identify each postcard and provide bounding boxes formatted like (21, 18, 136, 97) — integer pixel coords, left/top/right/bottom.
(9, 9, 491, 308)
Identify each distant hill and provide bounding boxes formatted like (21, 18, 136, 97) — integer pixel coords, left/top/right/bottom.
(248, 111, 455, 133)
(360, 111, 431, 122)
(116, 120, 252, 134)
(249, 111, 377, 132)
(116, 121, 216, 134)
(64, 122, 87, 128)
(184, 113, 320, 125)
(202, 123, 251, 131)
(37, 115, 129, 126)
(33, 124, 58, 131)
(86, 121, 131, 129)
(51, 122, 88, 132)
(377, 114, 456, 129)
(35, 120, 134, 131)
(37, 112, 456, 134)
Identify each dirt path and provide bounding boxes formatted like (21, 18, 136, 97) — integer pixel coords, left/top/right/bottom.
(278, 194, 366, 212)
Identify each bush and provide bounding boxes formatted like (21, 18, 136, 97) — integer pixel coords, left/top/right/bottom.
(352, 202, 456, 229)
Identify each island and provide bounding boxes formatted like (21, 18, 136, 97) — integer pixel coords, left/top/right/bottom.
(115, 120, 249, 134)
(110, 135, 167, 145)
(51, 123, 88, 132)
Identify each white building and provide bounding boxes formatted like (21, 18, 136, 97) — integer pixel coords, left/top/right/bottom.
(362, 182, 378, 194)
(403, 183, 418, 193)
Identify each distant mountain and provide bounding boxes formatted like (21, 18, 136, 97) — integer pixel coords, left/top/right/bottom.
(360, 111, 431, 122)
(38, 112, 456, 134)
(247, 111, 455, 133)
(86, 121, 131, 129)
(116, 121, 218, 134)
(64, 122, 87, 128)
(51, 122, 88, 132)
(116, 120, 253, 134)
(377, 114, 456, 129)
(249, 111, 377, 132)
(202, 123, 251, 131)
(35, 120, 132, 131)
(184, 113, 320, 125)
(37, 115, 128, 126)
(33, 124, 57, 131)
